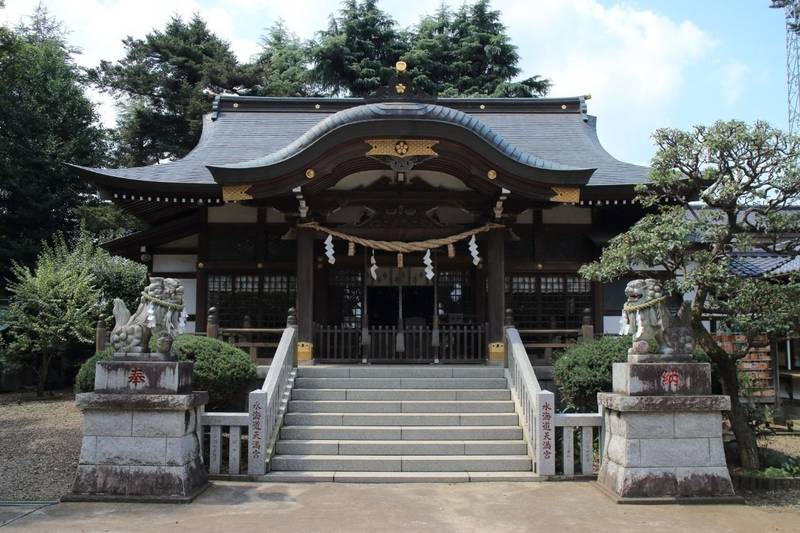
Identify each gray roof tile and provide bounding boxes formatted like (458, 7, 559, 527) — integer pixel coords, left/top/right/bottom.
(74, 97, 650, 188)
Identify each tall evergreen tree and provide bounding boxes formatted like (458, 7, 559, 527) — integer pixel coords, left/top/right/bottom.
(0, 5, 106, 281)
(313, 0, 550, 98)
(91, 15, 253, 165)
(404, 4, 458, 96)
(406, 0, 550, 97)
(250, 21, 313, 96)
(311, 0, 409, 97)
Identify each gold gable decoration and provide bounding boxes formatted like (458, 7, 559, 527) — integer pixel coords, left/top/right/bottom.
(222, 184, 254, 202)
(550, 186, 580, 204)
(365, 139, 439, 159)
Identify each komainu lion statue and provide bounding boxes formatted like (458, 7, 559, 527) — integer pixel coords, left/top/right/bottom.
(110, 277, 186, 355)
(620, 278, 672, 355)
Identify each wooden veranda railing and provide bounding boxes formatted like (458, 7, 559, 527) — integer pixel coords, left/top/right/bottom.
(200, 309, 297, 478)
(205, 308, 284, 362)
(313, 323, 487, 363)
(516, 309, 596, 365)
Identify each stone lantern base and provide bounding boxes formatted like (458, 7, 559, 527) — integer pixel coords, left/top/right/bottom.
(596, 359, 739, 503)
(64, 355, 209, 503)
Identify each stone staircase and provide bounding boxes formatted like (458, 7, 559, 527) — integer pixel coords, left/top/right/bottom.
(265, 365, 536, 482)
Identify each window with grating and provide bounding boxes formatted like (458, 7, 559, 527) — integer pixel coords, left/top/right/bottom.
(438, 270, 476, 322)
(505, 273, 592, 329)
(327, 269, 362, 328)
(207, 273, 296, 327)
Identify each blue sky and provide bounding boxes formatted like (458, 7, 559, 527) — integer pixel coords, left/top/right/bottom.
(1, 1, 791, 166)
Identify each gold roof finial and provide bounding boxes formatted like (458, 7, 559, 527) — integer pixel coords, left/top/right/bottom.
(395, 61, 407, 73)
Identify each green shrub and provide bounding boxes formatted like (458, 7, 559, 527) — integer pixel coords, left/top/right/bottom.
(75, 335, 257, 410)
(171, 335, 257, 408)
(554, 335, 630, 412)
(74, 347, 113, 393)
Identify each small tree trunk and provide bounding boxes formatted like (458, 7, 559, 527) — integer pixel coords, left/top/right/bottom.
(36, 352, 51, 397)
(695, 327, 760, 470)
(717, 355, 760, 470)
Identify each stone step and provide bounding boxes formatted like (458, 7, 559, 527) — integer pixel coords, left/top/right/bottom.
(293, 377, 508, 390)
(280, 425, 524, 441)
(270, 454, 532, 472)
(287, 400, 515, 414)
(261, 471, 541, 483)
(292, 388, 510, 401)
(283, 412, 519, 427)
(296, 366, 505, 379)
(276, 439, 528, 456)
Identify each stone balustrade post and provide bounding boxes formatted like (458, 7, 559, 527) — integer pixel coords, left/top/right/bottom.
(95, 315, 107, 353)
(206, 307, 218, 339)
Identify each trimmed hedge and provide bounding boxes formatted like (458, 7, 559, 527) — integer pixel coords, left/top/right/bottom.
(172, 335, 256, 408)
(74, 347, 113, 393)
(553, 335, 630, 412)
(75, 335, 256, 409)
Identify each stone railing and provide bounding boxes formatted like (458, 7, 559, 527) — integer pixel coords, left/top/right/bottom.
(200, 309, 298, 477)
(247, 317, 297, 475)
(505, 324, 602, 478)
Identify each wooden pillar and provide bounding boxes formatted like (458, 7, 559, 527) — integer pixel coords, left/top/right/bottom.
(195, 207, 209, 333)
(487, 228, 505, 365)
(296, 227, 314, 362)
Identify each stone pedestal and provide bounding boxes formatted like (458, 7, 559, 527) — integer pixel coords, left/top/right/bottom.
(66, 354, 209, 503)
(597, 358, 738, 503)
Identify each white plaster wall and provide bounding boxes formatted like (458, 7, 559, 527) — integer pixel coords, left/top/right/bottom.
(152, 254, 197, 273)
(180, 278, 197, 315)
(208, 203, 258, 223)
(603, 315, 622, 335)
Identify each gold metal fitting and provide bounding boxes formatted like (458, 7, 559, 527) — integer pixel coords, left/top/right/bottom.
(314, 103, 320, 109)
(305, 168, 315, 179)
(233, 102, 239, 108)
(487, 169, 497, 180)
(395, 61, 407, 72)
(197, 262, 205, 269)
(561, 104, 567, 110)
(479, 104, 486, 110)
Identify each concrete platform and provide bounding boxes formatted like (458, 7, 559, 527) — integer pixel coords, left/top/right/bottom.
(2, 481, 788, 533)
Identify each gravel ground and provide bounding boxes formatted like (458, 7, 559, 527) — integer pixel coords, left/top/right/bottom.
(0, 390, 81, 502)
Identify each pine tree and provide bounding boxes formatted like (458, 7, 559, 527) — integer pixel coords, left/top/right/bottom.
(250, 21, 314, 96)
(91, 15, 253, 165)
(404, 0, 550, 97)
(311, 0, 410, 96)
(449, 0, 549, 96)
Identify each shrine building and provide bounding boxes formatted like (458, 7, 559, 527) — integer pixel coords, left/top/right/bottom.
(70, 68, 649, 366)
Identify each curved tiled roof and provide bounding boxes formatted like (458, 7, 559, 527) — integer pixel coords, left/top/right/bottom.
(212, 101, 587, 173)
(72, 95, 650, 189)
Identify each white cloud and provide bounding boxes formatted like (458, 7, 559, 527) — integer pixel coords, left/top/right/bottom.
(718, 60, 749, 107)
(498, 0, 716, 164)
(2, 0, 722, 162)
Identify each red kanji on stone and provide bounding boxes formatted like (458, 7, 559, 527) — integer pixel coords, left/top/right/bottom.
(128, 367, 146, 386)
(661, 369, 681, 392)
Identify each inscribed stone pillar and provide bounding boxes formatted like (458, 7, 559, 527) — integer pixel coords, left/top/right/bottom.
(487, 228, 505, 365)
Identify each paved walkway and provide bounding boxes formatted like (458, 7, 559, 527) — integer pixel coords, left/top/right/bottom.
(1, 481, 797, 532)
